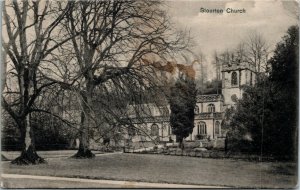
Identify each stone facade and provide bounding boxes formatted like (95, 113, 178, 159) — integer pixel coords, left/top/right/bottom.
(187, 94, 223, 141)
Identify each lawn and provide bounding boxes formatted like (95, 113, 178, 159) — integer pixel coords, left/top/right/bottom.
(2, 153, 297, 188)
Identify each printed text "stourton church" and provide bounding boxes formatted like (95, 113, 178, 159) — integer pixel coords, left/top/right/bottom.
(200, 8, 246, 14)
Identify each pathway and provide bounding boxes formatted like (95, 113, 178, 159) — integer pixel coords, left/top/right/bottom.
(1, 174, 227, 188)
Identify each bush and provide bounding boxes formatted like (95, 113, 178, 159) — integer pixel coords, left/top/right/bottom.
(2, 113, 74, 151)
(195, 134, 207, 140)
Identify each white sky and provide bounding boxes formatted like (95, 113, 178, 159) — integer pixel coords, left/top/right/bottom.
(166, 0, 299, 80)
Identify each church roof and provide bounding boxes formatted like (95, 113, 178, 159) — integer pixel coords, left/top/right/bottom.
(123, 116, 169, 124)
(196, 94, 223, 103)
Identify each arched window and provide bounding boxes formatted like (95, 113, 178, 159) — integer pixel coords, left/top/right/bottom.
(151, 124, 159, 136)
(231, 71, 238, 86)
(207, 104, 215, 113)
(161, 123, 167, 138)
(197, 122, 207, 135)
(215, 121, 221, 136)
(194, 105, 199, 114)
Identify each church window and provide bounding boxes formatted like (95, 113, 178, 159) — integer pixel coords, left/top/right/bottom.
(194, 105, 199, 114)
(231, 71, 238, 86)
(250, 72, 253, 86)
(161, 124, 165, 137)
(168, 125, 172, 135)
(207, 104, 215, 113)
(151, 124, 159, 136)
(215, 121, 221, 136)
(198, 122, 207, 135)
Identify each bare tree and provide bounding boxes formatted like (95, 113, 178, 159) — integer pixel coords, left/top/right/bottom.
(245, 32, 270, 79)
(213, 51, 221, 81)
(2, 1, 74, 164)
(216, 32, 269, 82)
(235, 42, 247, 63)
(197, 51, 207, 87)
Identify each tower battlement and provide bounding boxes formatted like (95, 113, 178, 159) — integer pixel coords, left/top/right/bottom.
(222, 61, 256, 72)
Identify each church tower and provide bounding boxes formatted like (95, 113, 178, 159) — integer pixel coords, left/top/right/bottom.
(221, 61, 256, 108)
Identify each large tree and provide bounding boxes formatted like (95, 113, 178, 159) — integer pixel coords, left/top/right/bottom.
(169, 74, 197, 149)
(43, 1, 189, 158)
(224, 78, 273, 154)
(245, 32, 270, 75)
(2, 1, 74, 164)
(267, 25, 298, 160)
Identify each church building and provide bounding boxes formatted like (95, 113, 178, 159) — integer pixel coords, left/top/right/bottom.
(125, 60, 256, 145)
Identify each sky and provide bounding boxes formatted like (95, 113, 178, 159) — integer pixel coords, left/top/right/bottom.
(165, 0, 299, 80)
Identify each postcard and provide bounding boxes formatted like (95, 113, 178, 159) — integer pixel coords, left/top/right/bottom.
(1, 0, 298, 188)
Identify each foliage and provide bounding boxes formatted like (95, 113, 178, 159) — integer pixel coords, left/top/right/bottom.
(169, 74, 197, 148)
(197, 79, 222, 95)
(267, 25, 298, 159)
(1, 113, 21, 151)
(32, 113, 75, 150)
(224, 26, 298, 160)
(2, 112, 75, 151)
(224, 80, 271, 153)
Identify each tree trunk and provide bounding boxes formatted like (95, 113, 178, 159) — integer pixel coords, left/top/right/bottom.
(1, 48, 7, 93)
(72, 83, 95, 158)
(178, 137, 184, 150)
(72, 111, 95, 158)
(11, 69, 45, 165)
(11, 115, 45, 165)
(225, 135, 228, 153)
